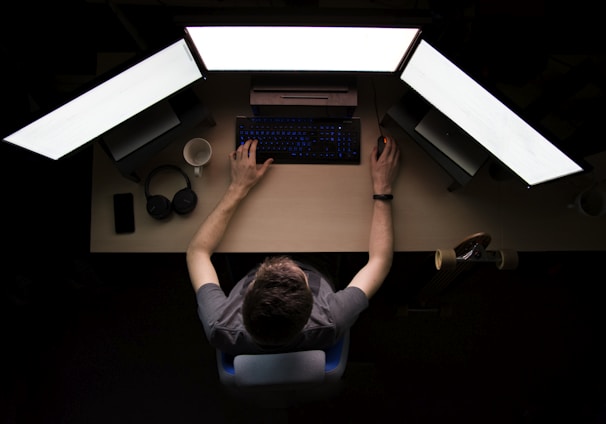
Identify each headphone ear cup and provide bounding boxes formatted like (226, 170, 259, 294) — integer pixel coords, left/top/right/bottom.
(172, 188, 198, 215)
(146, 194, 172, 220)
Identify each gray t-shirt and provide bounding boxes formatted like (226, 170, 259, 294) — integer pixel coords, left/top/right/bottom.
(196, 262, 369, 355)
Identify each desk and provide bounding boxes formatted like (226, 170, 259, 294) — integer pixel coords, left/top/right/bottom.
(90, 74, 606, 253)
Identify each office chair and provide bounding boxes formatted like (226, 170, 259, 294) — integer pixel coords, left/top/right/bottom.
(216, 330, 350, 409)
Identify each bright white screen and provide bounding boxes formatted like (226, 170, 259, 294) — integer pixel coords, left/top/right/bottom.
(401, 40, 583, 186)
(186, 26, 420, 72)
(4, 39, 202, 160)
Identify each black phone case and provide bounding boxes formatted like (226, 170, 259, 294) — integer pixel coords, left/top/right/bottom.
(113, 192, 135, 234)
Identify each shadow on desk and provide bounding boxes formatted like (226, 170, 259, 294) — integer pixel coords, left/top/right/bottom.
(3, 250, 606, 423)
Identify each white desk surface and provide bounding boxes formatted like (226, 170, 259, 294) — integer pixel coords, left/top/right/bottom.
(90, 74, 606, 253)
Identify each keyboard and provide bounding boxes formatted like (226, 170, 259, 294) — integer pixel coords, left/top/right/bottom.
(235, 116, 361, 164)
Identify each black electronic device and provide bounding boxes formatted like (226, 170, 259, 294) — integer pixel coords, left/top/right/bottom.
(3, 39, 203, 161)
(377, 135, 387, 159)
(382, 92, 488, 191)
(398, 39, 586, 187)
(236, 116, 360, 164)
(144, 165, 198, 220)
(113, 193, 135, 234)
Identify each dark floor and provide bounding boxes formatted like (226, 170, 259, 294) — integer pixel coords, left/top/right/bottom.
(3, 244, 606, 423)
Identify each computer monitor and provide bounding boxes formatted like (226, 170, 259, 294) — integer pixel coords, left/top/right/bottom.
(400, 39, 584, 187)
(3, 39, 203, 160)
(184, 25, 421, 74)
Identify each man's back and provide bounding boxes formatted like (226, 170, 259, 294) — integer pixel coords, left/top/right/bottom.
(196, 261, 368, 355)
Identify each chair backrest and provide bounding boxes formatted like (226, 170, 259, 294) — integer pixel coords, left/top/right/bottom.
(216, 330, 350, 408)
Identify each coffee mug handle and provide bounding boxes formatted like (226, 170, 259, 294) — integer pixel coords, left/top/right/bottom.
(194, 165, 202, 177)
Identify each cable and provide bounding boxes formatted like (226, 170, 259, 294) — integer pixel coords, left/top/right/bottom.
(371, 77, 383, 136)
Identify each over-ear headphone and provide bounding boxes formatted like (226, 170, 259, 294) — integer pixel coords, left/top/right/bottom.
(144, 165, 198, 220)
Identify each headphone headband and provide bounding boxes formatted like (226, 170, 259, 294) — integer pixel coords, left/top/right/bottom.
(144, 164, 197, 219)
(144, 164, 192, 198)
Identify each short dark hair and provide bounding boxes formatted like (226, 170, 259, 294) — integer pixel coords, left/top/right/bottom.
(243, 256, 313, 347)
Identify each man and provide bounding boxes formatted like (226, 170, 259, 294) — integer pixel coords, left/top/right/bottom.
(186, 137, 400, 355)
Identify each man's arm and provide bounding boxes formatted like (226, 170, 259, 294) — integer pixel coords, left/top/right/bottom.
(347, 136, 400, 299)
(186, 139, 272, 292)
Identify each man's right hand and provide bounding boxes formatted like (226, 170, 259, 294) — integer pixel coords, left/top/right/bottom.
(229, 139, 273, 196)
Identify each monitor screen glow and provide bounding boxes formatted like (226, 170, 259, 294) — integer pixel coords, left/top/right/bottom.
(4, 39, 203, 160)
(185, 26, 421, 73)
(400, 40, 583, 186)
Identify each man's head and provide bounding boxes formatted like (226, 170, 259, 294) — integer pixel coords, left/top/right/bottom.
(242, 256, 313, 347)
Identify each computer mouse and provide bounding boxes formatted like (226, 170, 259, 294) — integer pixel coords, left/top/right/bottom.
(377, 135, 387, 158)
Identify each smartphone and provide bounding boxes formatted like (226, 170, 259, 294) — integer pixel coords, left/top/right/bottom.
(113, 192, 135, 234)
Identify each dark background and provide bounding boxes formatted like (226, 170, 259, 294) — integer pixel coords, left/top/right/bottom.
(1, 1, 605, 423)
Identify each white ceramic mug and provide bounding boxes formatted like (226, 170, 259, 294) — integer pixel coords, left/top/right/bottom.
(183, 138, 212, 177)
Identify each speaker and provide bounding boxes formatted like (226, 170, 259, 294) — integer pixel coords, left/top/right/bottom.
(144, 165, 198, 220)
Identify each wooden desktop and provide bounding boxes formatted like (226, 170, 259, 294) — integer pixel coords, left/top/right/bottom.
(90, 74, 606, 253)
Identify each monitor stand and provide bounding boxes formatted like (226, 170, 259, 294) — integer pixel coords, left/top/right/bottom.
(249, 75, 357, 117)
(99, 89, 215, 182)
(414, 108, 488, 178)
(102, 101, 180, 162)
(381, 91, 489, 191)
